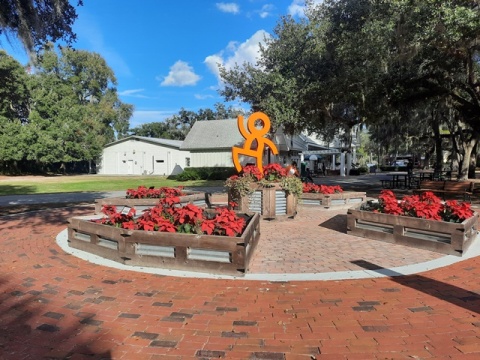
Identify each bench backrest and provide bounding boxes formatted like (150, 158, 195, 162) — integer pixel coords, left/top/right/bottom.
(419, 180, 445, 190)
(443, 181, 473, 192)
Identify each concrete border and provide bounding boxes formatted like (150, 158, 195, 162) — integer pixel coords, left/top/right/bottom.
(56, 229, 480, 282)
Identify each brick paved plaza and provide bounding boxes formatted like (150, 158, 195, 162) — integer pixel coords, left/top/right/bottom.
(1, 201, 480, 359)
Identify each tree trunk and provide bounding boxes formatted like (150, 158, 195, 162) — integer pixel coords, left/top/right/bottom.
(457, 138, 476, 180)
(468, 143, 477, 179)
(432, 122, 443, 172)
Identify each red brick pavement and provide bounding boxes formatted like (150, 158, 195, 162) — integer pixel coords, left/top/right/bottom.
(0, 206, 480, 359)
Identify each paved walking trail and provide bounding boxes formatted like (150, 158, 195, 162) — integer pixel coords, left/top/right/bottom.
(1, 180, 480, 359)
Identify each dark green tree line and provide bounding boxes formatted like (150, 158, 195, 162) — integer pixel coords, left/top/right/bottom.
(130, 103, 245, 140)
(0, 47, 133, 174)
(219, 0, 480, 179)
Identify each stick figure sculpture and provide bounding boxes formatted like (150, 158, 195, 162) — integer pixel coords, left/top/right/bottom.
(232, 112, 278, 173)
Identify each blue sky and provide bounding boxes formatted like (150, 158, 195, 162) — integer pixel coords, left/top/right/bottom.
(1, 0, 321, 129)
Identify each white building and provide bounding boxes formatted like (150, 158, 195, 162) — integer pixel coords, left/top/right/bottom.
(97, 136, 188, 176)
(98, 119, 336, 175)
(181, 118, 329, 169)
(180, 119, 244, 167)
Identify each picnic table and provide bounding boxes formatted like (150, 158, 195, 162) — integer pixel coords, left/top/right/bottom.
(416, 170, 452, 181)
(381, 172, 420, 189)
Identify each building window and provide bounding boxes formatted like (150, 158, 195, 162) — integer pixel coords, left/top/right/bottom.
(185, 157, 190, 167)
(156, 160, 164, 163)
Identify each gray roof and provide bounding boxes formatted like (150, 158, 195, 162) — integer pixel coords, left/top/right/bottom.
(180, 118, 330, 152)
(180, 119, 245, 150)
(105, 135, 183, 149)
(274, 127, 328, 152)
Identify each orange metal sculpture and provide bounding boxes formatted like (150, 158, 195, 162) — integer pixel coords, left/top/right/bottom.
(232, 112, 278, 173)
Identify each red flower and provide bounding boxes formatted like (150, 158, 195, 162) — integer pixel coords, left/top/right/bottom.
(94, 192, 248, 236)
(371, 190, 474, 223)
(242, 165, 263, 181)
(302, 183, 343, 194)
(444, 200, 474, 222)
(126, 186, 185, 199)
(263, 163, 287, 181)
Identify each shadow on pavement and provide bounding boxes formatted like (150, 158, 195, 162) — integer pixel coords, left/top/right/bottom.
(0, 276, 112, 359)
(318, 214, 347, 232)
(0, 206, 94, 233)
(352, 260, 480, 315)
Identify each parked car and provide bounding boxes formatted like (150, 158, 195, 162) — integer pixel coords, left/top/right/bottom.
(393, 160, 408, 167)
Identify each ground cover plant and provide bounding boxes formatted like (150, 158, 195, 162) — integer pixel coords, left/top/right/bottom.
(361, 190, 474, 223)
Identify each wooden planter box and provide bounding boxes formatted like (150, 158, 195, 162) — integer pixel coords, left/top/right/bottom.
(95, 192, 210, 214)
(347, 205, 479, 256)
(228, 183, 297, 220)
(67, 211, 260, 276)
(301, 191, 366, 209)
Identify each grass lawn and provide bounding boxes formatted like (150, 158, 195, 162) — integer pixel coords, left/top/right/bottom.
(0, 175, 224, 196)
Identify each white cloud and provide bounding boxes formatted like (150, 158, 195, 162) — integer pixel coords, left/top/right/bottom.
(194, 94, 215, 100)
(288, 0, 323, 18)
(118, 89, 148, 98)
(159, 60, 201, 87)
(258, 4, 274, 18)
(216, 2, 240, 14)
(204, 30, 270, 83)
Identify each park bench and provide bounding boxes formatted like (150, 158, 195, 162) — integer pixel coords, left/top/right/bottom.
(413, 180, 474, 201)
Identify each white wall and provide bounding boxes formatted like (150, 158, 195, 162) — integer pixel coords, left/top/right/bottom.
(190, 150, 278, 168)
(98, 140, 190, 175)
(190, 150, 235, 167)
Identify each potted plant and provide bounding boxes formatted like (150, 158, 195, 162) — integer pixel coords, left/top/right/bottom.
(347, 190, 478, 255)
(94, 186, 209, 214)
(300, 183, 367, 208)
(225, 163, 302, 219)
(68, 195, 261, 276)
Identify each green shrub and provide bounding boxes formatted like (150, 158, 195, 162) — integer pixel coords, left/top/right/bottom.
(358, 166, 368, 174)
(379, 166, 408, 172)
(175, 167, 237, 181)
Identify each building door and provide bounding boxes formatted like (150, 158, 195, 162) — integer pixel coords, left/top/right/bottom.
(127, 160, 134, 174)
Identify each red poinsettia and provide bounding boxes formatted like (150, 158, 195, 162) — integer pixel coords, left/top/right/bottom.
(95, 205, 136, 227)
(126, 186, 185, 199)
(202, 208, 246, 236)
(241, 165, 263, 181)
(368, 190, 474, 223)
(302, 183, 343, 194)
(378, 190, 403, 215)
(263, 163, 287, 181)
(93, 194, 248, 236)
(443, 200, 474, 222)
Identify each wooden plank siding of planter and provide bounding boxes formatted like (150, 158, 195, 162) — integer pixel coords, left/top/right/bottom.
(67, 212, 261, 276)
(94, 192, 210, 214)
(230, 184, 297, 220)
(301, 191, 367, 209)
(347, 205, 479, 256)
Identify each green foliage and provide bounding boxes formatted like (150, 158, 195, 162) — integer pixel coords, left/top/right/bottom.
(0, 0, 82, 54)
(0, 46, 133, 174)
(0, 51, 30, 121)
(175, 167, 237, 181)
(220, 0, 480, 179)
(280, 176, 303, 198)
(349, 166, 368, 176)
